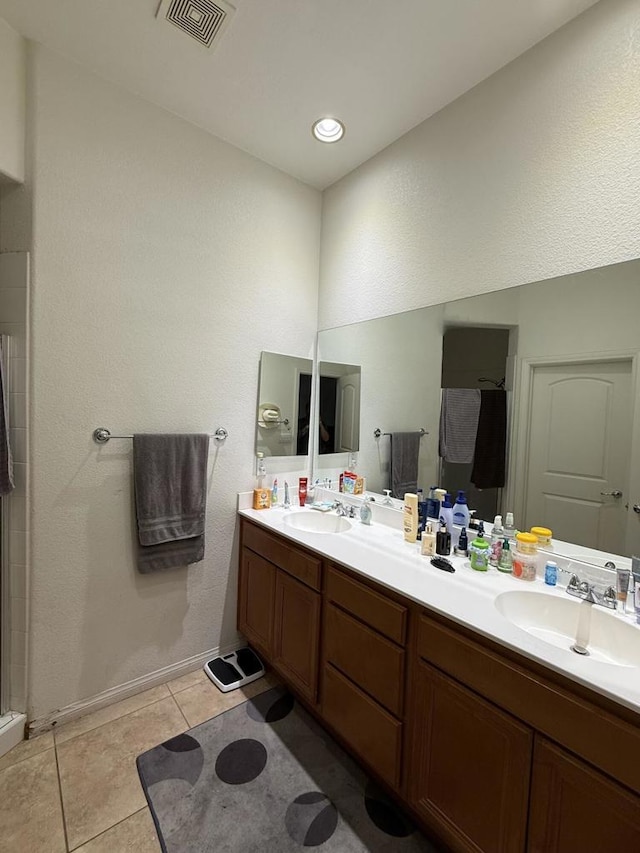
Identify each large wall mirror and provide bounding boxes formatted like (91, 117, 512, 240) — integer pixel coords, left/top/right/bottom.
(316, 259, 640, 560)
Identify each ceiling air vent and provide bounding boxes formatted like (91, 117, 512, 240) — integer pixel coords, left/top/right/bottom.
(156, 0, 236, 49)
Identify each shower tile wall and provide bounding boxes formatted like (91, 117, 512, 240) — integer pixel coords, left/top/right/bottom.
(0, 251, 29, 713)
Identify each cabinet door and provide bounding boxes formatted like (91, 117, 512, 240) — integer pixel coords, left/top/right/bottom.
(274, 569, 321, 703)
(238, 548, 276, 657)
(528, 737, 640, 853)
(409, 661, 532, 853)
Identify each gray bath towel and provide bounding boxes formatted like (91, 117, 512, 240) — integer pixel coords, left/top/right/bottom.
(0, 347, 14, 496)
(390, 432, 421, 499)
(133, 434, 209, 574)
(439, 388, 481, 464)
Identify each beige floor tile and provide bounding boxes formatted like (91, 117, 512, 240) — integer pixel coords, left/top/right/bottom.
(0, 747, 66, 852)
(57, 696, 186, 850)
(174, 671, 280, 728)
(55, 683, 172, 745)
(73, 807, 161, 853)
(0, 729, 54, 772)
(166, 665, 208, 695)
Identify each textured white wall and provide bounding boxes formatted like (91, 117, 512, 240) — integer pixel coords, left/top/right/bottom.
(0, 18, 25, 183)
(27, 46, 320, 719)
(319, 0, 640, 330)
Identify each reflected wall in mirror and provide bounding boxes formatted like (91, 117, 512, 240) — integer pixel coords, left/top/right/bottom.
(256, 351, 312, 457)
(316, 259, 640, 560)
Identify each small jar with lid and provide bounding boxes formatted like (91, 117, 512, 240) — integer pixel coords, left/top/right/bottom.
(512, 532, 539, 581)
(530, 526, 552, 550)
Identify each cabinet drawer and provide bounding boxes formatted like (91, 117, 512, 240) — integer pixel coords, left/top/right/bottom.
(326, 566, 407, 645)
(324, 603, 405, 717)
(322, 664, 402, 790)
(243, 521, 321, 590)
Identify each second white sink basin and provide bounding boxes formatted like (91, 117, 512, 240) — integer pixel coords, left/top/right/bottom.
(495, 590, 640, 667)
(282, 510, 352, 534)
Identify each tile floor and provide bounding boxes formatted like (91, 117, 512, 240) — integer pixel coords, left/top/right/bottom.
(0, 668, 279, 852)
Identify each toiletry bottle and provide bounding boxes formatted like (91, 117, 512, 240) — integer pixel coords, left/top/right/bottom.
(632, 556, 640, 624)
(452, 491, 470, 529)
(271, 477, 278, 507)
(421, 521, 437, 556)
(298, 477, 308, 506)
(283, 481, 291, 509)
(544, 560, 557, 586)
(436, 518, 451, 556)
(512, 532, 538, 581)
(489, 515, 504, 567)
(440, 494, 454, 534)
(256, 452, 266, 482)
(403, 493, 419, 543)
(454, 527, 468, 557)
(469, 530, 489, 571)
(498, 539, 513, 573)
(360, 496, 373, 526)
(616, 566, 631, 614)
(426, 486, 440, 520)
(503, 512, 517, 543)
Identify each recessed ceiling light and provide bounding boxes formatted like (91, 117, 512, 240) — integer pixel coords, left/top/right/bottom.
(312, 117, 345, 143)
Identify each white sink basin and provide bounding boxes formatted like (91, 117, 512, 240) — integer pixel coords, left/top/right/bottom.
(495, 590, 640, 666)
(282, 511, 352, 535)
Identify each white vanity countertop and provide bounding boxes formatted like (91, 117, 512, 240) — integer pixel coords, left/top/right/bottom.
(238, 500, 640, 716)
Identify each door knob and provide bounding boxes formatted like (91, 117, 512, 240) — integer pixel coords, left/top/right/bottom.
(633, 504, 640, 514)
(600, 490, 623, 498)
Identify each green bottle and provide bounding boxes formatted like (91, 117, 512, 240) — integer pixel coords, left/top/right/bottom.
(498, 538, 513, 573)
(469, 532, 489, 571)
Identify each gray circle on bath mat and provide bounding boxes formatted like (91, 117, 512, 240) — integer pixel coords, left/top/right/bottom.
(285, 791, 339, 846)
(246, 688, 294, 723)
(214, 738, 267, 785)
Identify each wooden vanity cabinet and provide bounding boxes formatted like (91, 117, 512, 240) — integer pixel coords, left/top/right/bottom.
(239, 520, 321, 703)
(409, 660, 532, 853)
(238, 518, 640, 853)
(528, 738, 640, 853)
(238, 548, 276, 658)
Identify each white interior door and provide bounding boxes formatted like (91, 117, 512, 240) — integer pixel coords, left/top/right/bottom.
(335, 372, 361, 452)
(524, 360, 632, 553)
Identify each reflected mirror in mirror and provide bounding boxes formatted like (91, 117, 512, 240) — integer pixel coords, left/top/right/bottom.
(297, 361, 362, 456)
(256, 351, 312, 457)
(316, 259, 640, 562)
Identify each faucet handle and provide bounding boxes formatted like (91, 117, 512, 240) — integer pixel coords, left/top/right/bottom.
(602, 586, 617, 609)
(567, 574, 581, 592)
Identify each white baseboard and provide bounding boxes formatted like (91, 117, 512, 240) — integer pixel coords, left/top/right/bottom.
(0, 713, 27, 758)
(27, 639, 244, 737)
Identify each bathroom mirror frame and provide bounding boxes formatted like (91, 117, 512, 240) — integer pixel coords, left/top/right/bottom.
(313, 258, 640, 566)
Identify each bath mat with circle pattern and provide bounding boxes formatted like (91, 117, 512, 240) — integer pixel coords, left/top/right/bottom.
(137, 685, 443, 852)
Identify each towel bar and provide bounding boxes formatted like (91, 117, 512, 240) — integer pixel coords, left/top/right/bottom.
(374, 428, 427, 439)
(93, 427, 229, 444)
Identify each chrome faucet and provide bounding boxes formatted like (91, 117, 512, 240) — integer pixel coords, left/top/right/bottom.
(334, 501, 356, 518)
(566, 574, 617, 610)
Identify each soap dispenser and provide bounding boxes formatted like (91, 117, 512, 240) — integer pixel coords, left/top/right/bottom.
(360, 496, 373, 525)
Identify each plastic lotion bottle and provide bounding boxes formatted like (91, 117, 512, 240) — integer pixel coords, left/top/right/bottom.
(440, 494, 454, 534)
(489, 515, 504, 567)
(403, 493, 419, 542)
(452, 491, 470, 529)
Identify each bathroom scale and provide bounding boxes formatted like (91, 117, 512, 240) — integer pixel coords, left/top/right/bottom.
(204, 647, 266, 693)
